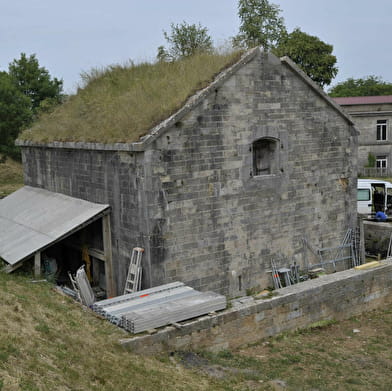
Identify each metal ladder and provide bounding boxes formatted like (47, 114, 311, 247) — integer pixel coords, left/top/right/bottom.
(351, 226, 362, 267)
(123, 247, 144, 295)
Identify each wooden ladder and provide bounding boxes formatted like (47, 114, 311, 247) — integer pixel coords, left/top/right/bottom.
(123, 247, 144, 295)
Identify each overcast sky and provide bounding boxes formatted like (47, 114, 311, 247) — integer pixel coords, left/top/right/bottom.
(1, 0, 391, 94)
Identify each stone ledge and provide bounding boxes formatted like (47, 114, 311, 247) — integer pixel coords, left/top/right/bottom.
(16, 139, 145, 152)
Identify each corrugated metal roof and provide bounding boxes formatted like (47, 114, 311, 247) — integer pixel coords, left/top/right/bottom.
(333, 95, 392, 106)
(0, 186, 109, 266)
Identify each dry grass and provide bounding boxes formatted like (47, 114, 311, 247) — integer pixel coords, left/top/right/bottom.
(179, 310, 392, 390)
(20, 51, 243, 144)
(0, 272, 225, 391)
(2, 270, 392, 390)
(0, 157, 23, 198)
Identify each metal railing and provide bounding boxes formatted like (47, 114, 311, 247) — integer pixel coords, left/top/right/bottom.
(361, 167, 390, 177)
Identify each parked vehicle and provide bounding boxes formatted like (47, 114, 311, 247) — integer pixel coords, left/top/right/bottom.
(357, 179, 392, 215)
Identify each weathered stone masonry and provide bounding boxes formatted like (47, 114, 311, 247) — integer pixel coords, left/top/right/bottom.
(121, 261, 392, 355)
(20, 49, 358, 297)
(22, 148, 146, 292)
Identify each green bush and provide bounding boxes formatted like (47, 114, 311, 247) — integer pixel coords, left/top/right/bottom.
(366, 152, 376, 168)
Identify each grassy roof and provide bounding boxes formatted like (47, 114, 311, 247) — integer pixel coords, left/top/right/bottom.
(20, 51, 243, 144)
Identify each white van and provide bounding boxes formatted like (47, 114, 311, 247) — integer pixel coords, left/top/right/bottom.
(357, 179, 392, 215)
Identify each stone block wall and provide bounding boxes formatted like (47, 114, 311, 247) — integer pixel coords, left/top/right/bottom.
(355, 112, 392, 170)
(364, 220, 392, 257)
(20, 51, 358, 297)
(121, 261, 392, 355)
(142, 52, 357, 296)
(339, 102, 392, 171)
(21, 147, 147, 292)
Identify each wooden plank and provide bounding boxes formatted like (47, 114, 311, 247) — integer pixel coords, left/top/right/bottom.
(34, 251, 41, 277)
(88, 247, 106, 261)
(3, 261, 24, 274)
(63, 241, 106, 261)
(102, 215, 116, 297)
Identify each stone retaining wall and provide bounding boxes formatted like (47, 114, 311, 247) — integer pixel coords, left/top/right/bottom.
(364, 220, 392, 257)
(120, 261, 392, 354)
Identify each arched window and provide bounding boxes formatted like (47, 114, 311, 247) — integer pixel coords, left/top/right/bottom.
(252, 137, 279, 176)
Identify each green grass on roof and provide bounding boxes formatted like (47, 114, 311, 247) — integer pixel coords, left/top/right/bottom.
(20, 51, 243, 144)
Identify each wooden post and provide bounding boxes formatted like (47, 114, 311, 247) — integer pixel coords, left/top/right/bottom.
(34, 251, 41, 277)
(102, 214, 116, 297)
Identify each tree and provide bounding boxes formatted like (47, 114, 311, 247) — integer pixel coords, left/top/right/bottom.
(329, 76, 392, 97)
(273, 28, 338, 87)
(233, 0, 287, 50)
(0, 53, 63, 159)
(0, 72, 32, 157)
(157, 21, 213, 61)
(8, 53, 63, 114)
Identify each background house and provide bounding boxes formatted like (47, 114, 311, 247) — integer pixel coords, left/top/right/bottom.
(9, 48, 358, 297)
(333, 96, 392, 176)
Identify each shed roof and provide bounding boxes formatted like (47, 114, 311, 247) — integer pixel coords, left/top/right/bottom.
(0, 186, 109, 268)
(333, 95, 392, 106)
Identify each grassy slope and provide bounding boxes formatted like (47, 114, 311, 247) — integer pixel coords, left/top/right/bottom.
(2, 167, 392, 390)
(0, 162, 219, 390)
(2, 270, 392, 390)
(204, 311, 392, 390)
(0, 158, 23, 198)
(0, 273, 224, 391)
(20, 51, 243, 144)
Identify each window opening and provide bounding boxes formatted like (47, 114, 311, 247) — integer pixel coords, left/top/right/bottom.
(376, 120, 387, 141)
(376, 156, 387, 169)
(253, 138, 279, 176)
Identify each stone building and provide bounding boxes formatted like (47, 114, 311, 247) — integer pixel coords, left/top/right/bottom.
(333, 95, 392, 176)
(10, 48, 358, 297)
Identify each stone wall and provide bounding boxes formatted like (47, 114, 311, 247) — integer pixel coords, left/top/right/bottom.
(364, 220, 392, 257)
(21, 147, 146, 292)
(339, 102, 392, 171)
(120, 261, 392, 355)
(355, 112, 392, 171)
(20, 51, 358, 297)
(142, 52, 357, 296)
